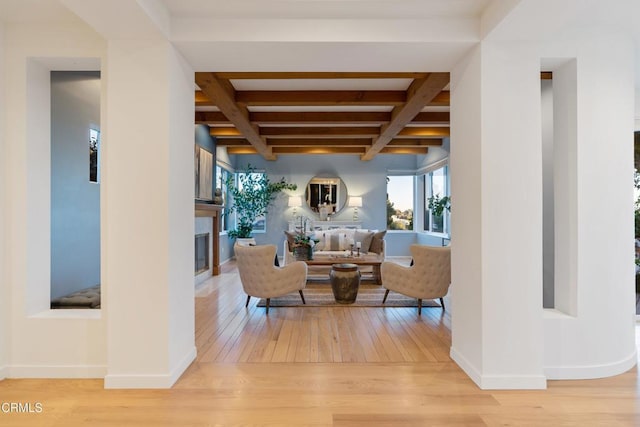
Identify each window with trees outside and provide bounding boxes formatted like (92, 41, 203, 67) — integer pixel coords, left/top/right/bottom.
(424, 166, 450, 235)
(216, 165, 231, 232)
(386, 175, 414, 230)
(236, 171, 266, 233)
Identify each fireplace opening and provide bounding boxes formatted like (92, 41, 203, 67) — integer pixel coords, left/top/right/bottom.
(195, 233, 210, 275)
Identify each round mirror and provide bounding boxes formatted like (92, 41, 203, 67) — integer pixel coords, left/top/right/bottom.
(304, 177, 348, 220)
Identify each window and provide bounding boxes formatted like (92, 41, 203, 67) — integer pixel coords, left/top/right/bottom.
(216, 165, 231, 232)
(386, 175, 414, 230)
(236, 171, 266, 233)
(89, 128, 100, 183)
(424, 166, 450, 235)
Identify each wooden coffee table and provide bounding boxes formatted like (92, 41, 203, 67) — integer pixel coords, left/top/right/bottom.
(304, 256, 382, 285)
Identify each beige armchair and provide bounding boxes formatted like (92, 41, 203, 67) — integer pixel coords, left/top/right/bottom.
(380, 244, 451, 315)
(234, 243, 307, 314)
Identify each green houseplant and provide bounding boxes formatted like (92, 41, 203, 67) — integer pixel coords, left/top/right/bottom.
(427, 194, 451, 217)
(225, 165, 297, 239)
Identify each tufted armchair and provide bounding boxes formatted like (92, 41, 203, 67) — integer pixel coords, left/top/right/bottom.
(380, 244, 451, 315)
(234, 243, 307, 314)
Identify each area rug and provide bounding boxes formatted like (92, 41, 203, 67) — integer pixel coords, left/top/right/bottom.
(256, 283, 441, 308)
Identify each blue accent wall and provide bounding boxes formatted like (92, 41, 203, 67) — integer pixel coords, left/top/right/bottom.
(195, 124, 215, 152)
(228, 153, 422, 257)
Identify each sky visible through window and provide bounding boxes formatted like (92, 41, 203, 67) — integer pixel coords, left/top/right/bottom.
(387, 175, 413, 211)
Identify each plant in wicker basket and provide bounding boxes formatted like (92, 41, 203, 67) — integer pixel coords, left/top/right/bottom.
(291, 216, 318, 260)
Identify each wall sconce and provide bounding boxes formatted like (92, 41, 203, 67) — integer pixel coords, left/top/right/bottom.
(349, 196, 362, 221)
(288, 196, 302, 217)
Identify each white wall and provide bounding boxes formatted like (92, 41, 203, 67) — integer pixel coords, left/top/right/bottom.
(0, 21, 7, 380)
(449, 45, 486, 387)
(450, 41, 547, 389)
(635, 89, 640, 131)
(104, 39, 195, 388)
(4, 21, 107, 378)
(233, 153, 419, 256)
(542, 31, 637, 379)
(50, 71, 101, 300)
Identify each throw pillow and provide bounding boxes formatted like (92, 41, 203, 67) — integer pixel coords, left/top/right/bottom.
(369, 230, 387, 254)
(354, 230, 374, 253)
(326, 232, 348, 251)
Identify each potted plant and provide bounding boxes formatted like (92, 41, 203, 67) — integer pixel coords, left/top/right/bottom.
(225, 165, 297, 241)
(290, 216, 319, 260)
(427, 194, 451, 217)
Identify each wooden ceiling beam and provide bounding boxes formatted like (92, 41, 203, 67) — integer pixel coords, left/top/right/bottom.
(379, 147, 429, 155)
(250, 111, 391, 125)
(209, 127, 243, 137)
(195, 111, 228, 124)
(266, 138, 373, 147)
(397, 127, 450, 137)
(272, 146, 366, 155)
(411, 111, 450, 125)
(195, 90, 210, 105)
(387, 138, 443, 147)
(259, 126, 380, 138)
(235, 90, 407, 106)
(226, 146, 259, 155)
(215, 139, 252, 147)
(428, 91, 450, 106)
(195, 90, 450, 108)
(361, 73, 450, 161)
(215, 72, 429, 79)
(195, 111, 451, 126)
(225, 144, 431, 155)
(195, 72, 274, 160)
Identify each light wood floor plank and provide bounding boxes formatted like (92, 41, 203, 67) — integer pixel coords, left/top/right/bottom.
(1, 261, 638, 426)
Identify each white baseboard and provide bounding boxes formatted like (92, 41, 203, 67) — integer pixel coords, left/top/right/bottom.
(104, 346, 196, 389)
(0, 365, 7, 380)
(544, 349, 638, 380)
(450, 347, 547, 390)
(8, 364, 106, 378)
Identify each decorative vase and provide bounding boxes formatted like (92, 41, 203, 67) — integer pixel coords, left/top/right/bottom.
(330, 263, 361, 304)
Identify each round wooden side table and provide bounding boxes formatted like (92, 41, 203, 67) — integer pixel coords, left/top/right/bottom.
(330, 263, 361, 304)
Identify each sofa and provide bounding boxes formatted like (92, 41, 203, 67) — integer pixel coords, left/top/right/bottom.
(283, 228, 386, 279)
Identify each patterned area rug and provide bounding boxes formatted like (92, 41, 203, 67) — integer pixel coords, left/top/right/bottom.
(256, 283, 441, 308)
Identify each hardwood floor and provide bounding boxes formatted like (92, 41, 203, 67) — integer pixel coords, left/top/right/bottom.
(1, 261, 639, 426)
(194, 261, 451, 364)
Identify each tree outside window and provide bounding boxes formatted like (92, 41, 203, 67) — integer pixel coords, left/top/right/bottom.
(386, 175, 414, 230)
(424, 166, 450, 235)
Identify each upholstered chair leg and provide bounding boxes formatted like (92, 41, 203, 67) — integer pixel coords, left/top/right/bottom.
(440, 297, 445, 311)
(245, 295, 251, 307)
(299, 290, 306, 304)
(418, 299, 422, 316)
(382, 289, 390, 304)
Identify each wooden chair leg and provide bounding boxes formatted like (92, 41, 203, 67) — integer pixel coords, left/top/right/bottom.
(418, 299, 422, 316)
(440, 297, 445, 311)
(245, 295, 251, 307)
(382, 289, 390, 304)
(299, 290, 306, 304)
(265, 298, 270, 314)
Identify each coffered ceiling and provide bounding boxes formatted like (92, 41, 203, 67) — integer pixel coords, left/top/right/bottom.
(194, 71, 450, 160)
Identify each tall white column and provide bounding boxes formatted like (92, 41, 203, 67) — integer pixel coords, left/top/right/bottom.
(450, 41, 546, 389)
(104, 39, 195, 388)
(541, 31, 637, 379)
(0, 22, 7, 380)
